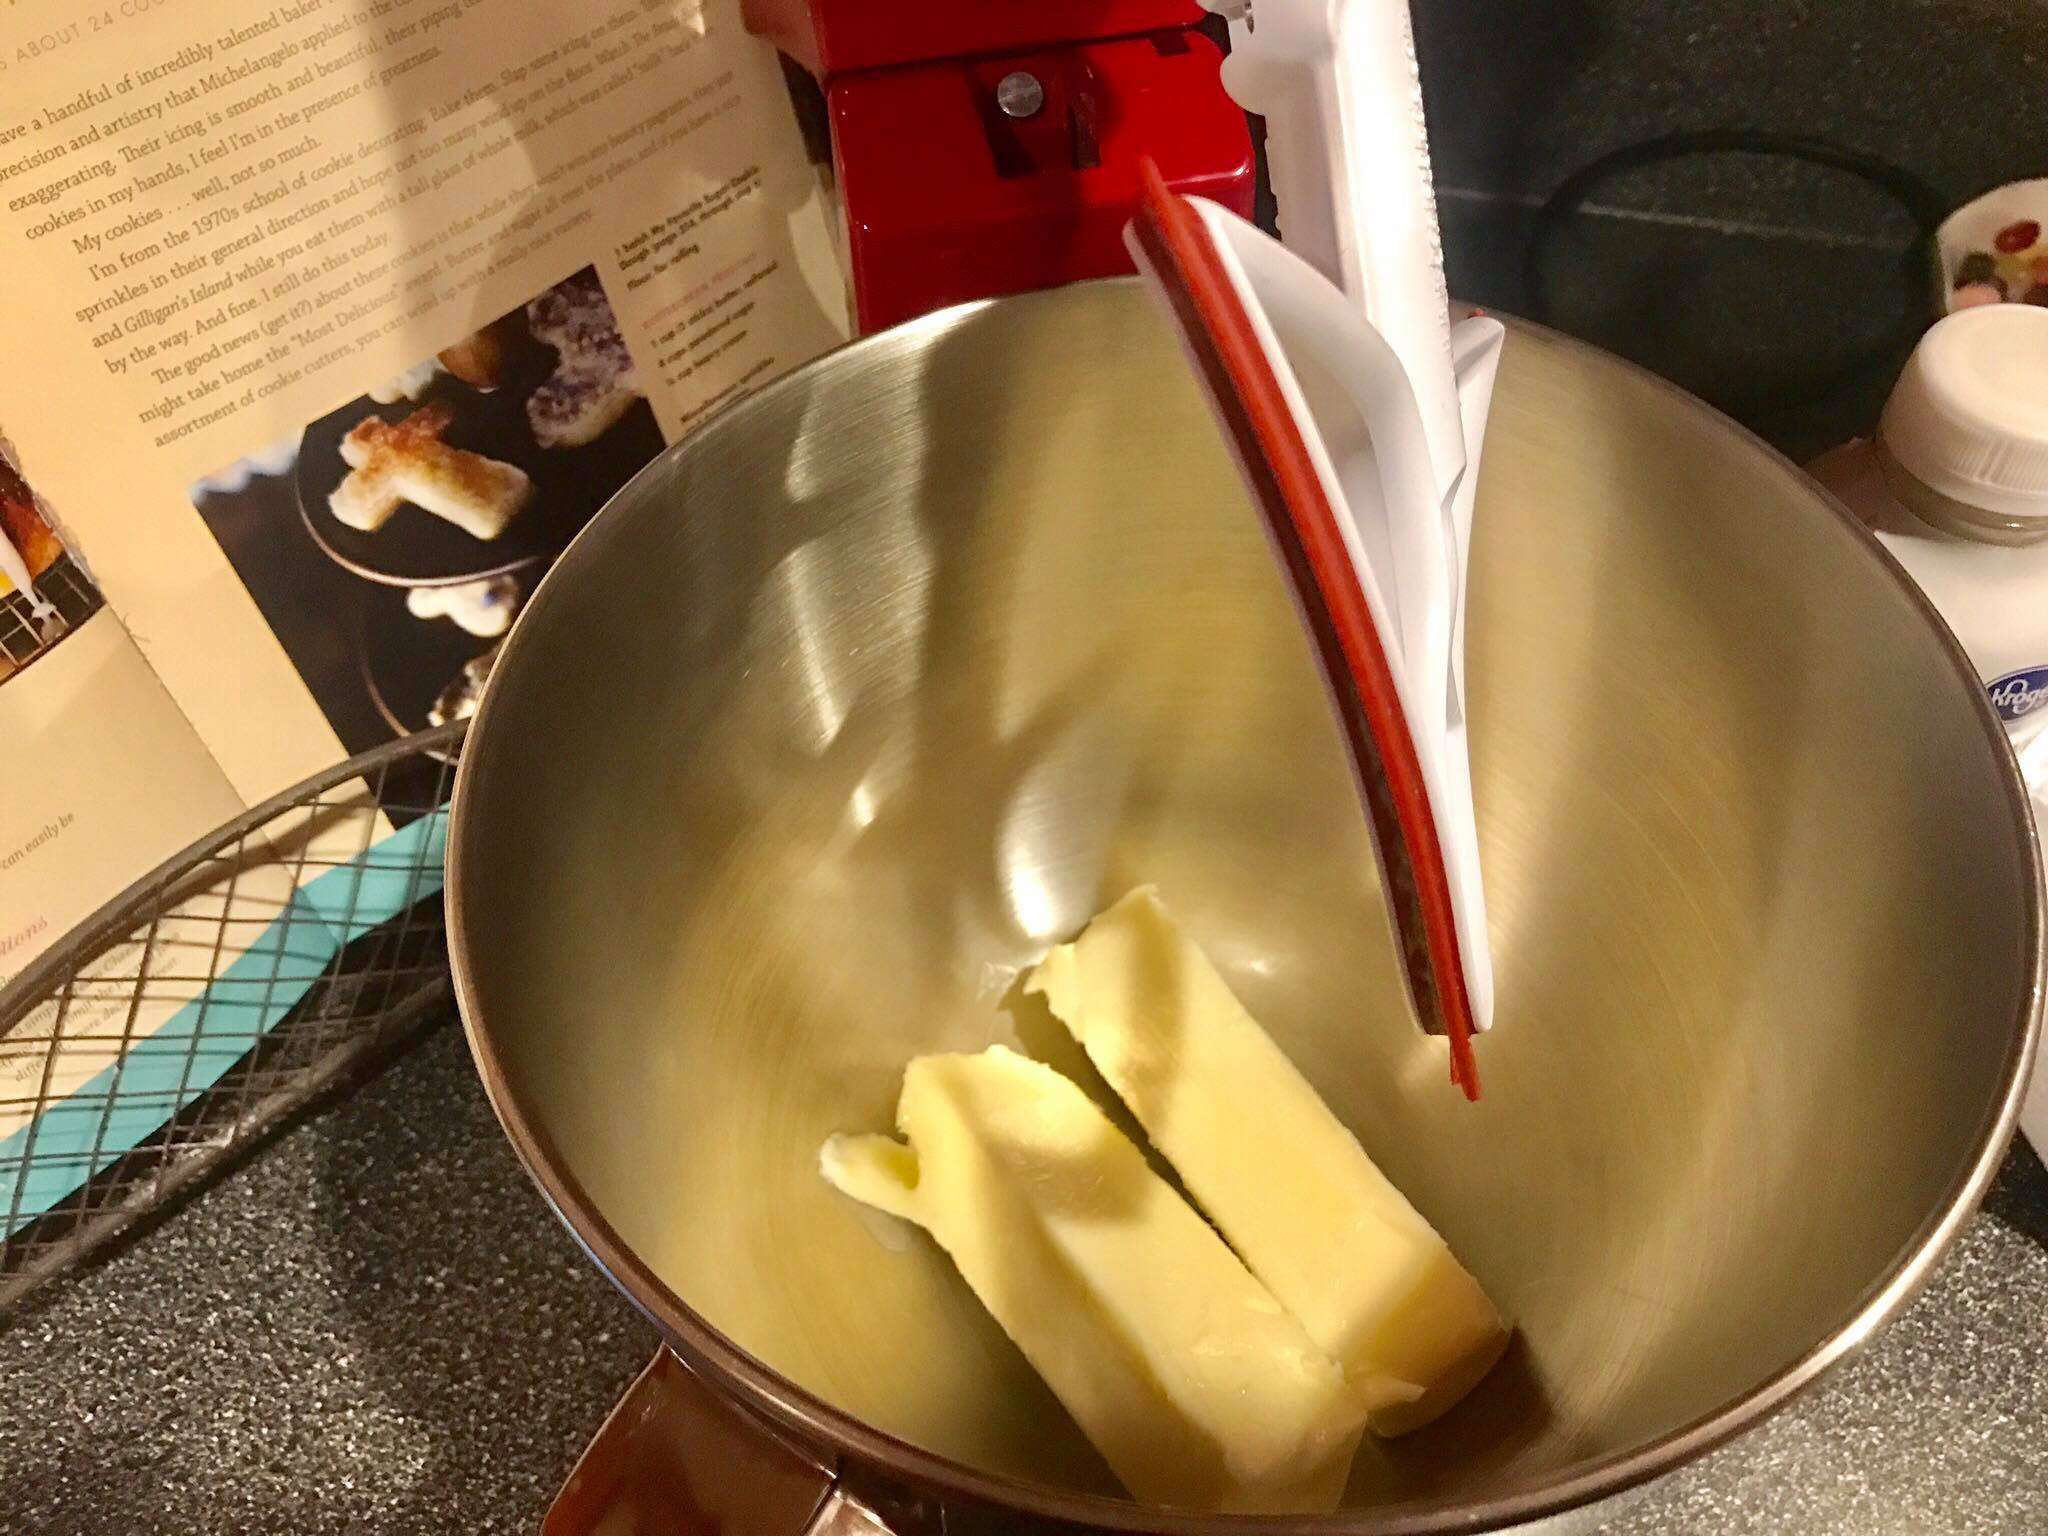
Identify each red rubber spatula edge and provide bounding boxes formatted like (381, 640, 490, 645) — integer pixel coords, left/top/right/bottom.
(1126, 158, 1480, 1099)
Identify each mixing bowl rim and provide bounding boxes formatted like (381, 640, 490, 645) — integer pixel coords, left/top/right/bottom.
(446, 279, 2045, 1533)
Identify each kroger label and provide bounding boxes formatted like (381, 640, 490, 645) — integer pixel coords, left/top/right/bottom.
(1988, 666, 2048, 726)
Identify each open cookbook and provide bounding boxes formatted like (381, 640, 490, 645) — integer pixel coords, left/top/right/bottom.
(0, 0, 849, 1224)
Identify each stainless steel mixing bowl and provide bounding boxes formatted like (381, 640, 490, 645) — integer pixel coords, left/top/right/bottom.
(448, 280, 2042, 1532)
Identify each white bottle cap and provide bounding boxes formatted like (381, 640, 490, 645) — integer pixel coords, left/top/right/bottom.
(1879, 304, 2048, 523)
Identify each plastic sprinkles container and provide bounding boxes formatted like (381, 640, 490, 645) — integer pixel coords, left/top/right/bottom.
(1810, 305, 2048, 749)
(1937, 178, 2048, 312)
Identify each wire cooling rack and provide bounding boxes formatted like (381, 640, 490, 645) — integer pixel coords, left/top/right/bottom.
(0, 723, 465, 1315)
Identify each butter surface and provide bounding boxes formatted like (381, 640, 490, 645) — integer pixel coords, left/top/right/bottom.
(821, 1045, 1366, 1511)
(1026, 887, 1510, 1435)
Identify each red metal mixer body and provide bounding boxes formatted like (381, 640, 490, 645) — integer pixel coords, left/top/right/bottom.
(742, 0, 1256, 333)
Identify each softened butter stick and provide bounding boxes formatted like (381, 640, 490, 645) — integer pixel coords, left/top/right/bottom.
(1026, 888, 1509, 1435)
(821, 1045, 1366, 1512)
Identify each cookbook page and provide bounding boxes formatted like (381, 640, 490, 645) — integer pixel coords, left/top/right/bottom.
(0, 0, 846, 1220)
(0, 0, 847, 801)
(0, 434, 249, 1001)
(0, 432, 292, 1219)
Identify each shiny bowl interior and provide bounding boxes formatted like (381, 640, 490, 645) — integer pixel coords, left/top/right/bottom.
(448, 280, 2039, 1530)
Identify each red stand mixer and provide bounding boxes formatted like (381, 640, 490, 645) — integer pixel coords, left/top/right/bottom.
(739, 0, 1256, 332)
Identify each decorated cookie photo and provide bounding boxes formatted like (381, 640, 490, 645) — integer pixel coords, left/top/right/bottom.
(187, 266, 664, 762)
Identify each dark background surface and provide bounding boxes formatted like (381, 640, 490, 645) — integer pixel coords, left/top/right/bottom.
(1411, 0, 2043, 225)
(1409, 0, 2047, 461)
(7, 2, 2048, 1530)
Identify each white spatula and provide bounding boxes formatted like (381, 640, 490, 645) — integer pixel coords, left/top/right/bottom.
(1127, 0, 1503, 1096)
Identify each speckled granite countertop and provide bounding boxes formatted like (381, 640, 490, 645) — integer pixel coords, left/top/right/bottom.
(2, 1021, 2043, 1535)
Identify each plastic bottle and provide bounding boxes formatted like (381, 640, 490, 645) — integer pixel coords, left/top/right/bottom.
(1813, 305, 2048, 1158)
(1809, 304, 2048, 754)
